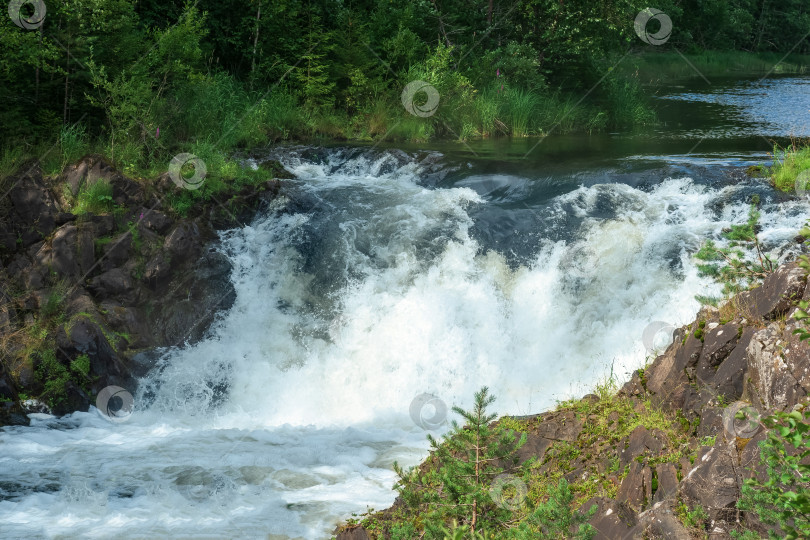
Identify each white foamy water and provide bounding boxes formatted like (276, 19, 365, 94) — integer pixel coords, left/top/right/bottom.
(1, 149, 807, 539)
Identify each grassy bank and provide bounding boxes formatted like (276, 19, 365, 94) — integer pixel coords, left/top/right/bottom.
(770, 141, 810, 193)
(623, 50, 810, 84)
(339, 378, 695, 539)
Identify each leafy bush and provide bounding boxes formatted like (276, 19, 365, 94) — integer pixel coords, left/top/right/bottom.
(737, 406, 810, 539)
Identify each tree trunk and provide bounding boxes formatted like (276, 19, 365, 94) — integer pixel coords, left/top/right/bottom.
(63, 39, 70, 124)
(35, 25, 42, 104)
(251, 2, 261, 83)
(488, 0, 493, 25)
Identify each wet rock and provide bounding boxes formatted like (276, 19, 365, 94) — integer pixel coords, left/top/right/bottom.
(0, 401, 28, 426)
(51, 381, 91, 416)
(143, 253, 172, 286)
(736, 262, 806, 320)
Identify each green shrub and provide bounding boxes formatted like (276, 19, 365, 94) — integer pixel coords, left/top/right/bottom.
(737, 406, 810, 539)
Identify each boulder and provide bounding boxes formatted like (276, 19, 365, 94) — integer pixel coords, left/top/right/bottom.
(139, 208, 172, 234)
(88, 268, 136, 302)
(34, 225, 81, 280)
(165, 221, 203, 258)
(64, 317, 129, 390)
(101, 232, 133, 270)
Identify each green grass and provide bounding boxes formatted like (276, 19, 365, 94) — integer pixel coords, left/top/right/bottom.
(505, 87, 539, 137)
(75, 179, 115, 215)
(771, 142, 810, 192)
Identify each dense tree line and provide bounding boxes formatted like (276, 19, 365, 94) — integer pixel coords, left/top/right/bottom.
(1, 0, 808, 168)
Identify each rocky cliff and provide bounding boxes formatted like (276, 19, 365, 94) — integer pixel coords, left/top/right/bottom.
(0, 155, 292, 423)
(336, 262, 810, 539)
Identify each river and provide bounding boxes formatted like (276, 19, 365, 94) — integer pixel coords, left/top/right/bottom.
(1, 75, 809, 539)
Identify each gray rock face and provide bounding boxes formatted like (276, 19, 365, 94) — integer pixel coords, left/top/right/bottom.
(0, 157, 291, 423)
(736, 262, 806, 320)
(745, 321, 810, 410)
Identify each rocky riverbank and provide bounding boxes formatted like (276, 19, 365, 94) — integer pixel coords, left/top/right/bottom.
(0, 155, 293, 423)
(336, 262, 810, 539)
